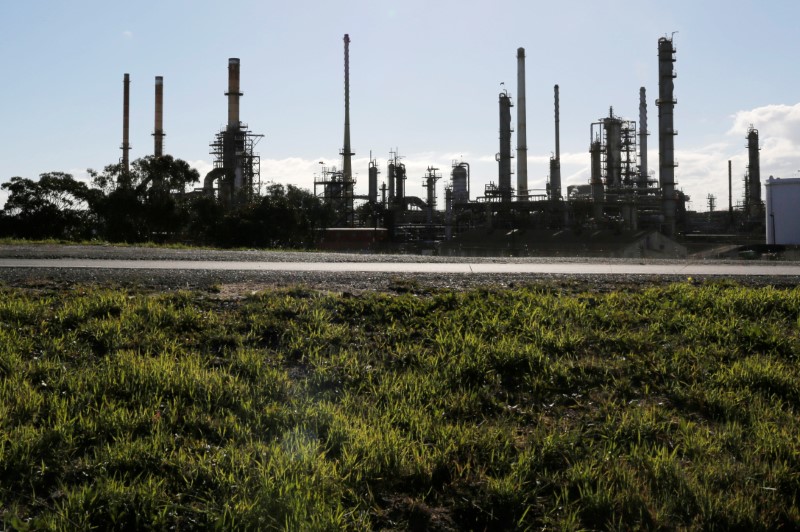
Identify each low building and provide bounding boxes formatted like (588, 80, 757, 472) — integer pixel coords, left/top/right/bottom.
(317, 227, 388, 252)
(439, 228, 687, 258)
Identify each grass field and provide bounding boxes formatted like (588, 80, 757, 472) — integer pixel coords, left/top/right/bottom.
(1, 280, 798, 530)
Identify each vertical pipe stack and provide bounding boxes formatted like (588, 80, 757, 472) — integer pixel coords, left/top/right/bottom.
(342, 35, 353, 185)
(396, 164, 405, 202)
(154, 76, 164, 158)
(590, 140, 604, 220)
(728, 159, 733, 222)
(747, 126, 761, 215)
(638, 87, 648, 189)
(498, 92, 513, 202)
(122, 73, 131, 174)
(226, 59, 242, 127)
(657, 37, 677, 237)
(368, 158, 378, 204)
(516, 48, 528, 200)
(549, 84, 562, 200)
(388, 161, 396, 202)
(605, 110, 622, 188)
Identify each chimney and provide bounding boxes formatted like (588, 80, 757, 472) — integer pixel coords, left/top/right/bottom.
(516, 47, 528, 200)
(342, 34, 353, 184)
(226, 58, 242, 128)
(154, 76, 164, 157)
(122, 73, 131, 173)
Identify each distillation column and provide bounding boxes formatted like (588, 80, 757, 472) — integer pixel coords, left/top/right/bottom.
(590, 140, 604, 221)
(122, 73, 131, 174)
(154, 76, 165, 158)
(657, 37, 677, 237)
(516, 48, 528, 200)
(387, 161, 396, 203)
(604, 109, 623, 188)
(498, 92, 513, 202)
(638, 87, 648, 189)
(549, 84, 562, 200)
(368, 158, 378, 204)
(746, 126, 761, 217)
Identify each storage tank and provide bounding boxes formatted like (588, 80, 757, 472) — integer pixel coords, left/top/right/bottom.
(451, 163, 469, 204)
(765, 177, 800, 244)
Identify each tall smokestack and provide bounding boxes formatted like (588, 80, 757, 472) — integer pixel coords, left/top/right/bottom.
(516, 47, 528, 200)
(122, 73, 131, 174)
(657, 37, 677, 237)
(342, 34, 353, 184)
(226, 58, 242, 128)
(154, 76, 164, 157)
(549, 84, 562, 200)
(638, 87, 648, 189)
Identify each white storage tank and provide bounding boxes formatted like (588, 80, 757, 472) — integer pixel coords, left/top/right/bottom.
(765, 176, 800, 244)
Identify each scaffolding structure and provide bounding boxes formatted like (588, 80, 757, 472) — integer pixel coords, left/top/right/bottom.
(590, 108, 640, 193)
(314, 165, 355, 224)
(209, 124, 264, 205)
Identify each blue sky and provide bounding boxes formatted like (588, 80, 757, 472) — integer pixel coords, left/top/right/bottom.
(3, 0, 800, 211)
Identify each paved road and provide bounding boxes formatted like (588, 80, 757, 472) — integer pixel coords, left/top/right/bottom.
(2, 258, 800, 277)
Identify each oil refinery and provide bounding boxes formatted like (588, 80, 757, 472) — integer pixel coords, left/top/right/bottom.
(117, 33, 778, 257)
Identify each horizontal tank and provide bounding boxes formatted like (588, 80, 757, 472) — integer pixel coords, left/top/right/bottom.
(766, 177, 800, 244)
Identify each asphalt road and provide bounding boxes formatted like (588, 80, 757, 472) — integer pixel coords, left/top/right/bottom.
(2, 258, 800, 277)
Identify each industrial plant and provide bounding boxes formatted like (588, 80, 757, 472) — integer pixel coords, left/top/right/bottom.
(116, 33, 780, 256)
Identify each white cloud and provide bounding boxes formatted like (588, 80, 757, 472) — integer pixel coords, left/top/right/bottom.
(122, 30, 133, 39)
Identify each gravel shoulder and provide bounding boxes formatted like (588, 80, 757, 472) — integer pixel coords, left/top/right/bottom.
(1, 244, 798, 295)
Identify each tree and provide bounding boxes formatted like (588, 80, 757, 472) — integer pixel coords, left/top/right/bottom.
(201, 184, 335, 248)
(0, 173, 96, 239)
(88, 156, 200, 242)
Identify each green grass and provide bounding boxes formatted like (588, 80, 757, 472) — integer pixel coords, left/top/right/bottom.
(0, 237, 320, 252)
(1, 281, 799, 529)
(0, 237, 203, 249)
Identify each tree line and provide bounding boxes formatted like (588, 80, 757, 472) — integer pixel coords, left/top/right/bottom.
(0, 156, 336, 248)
